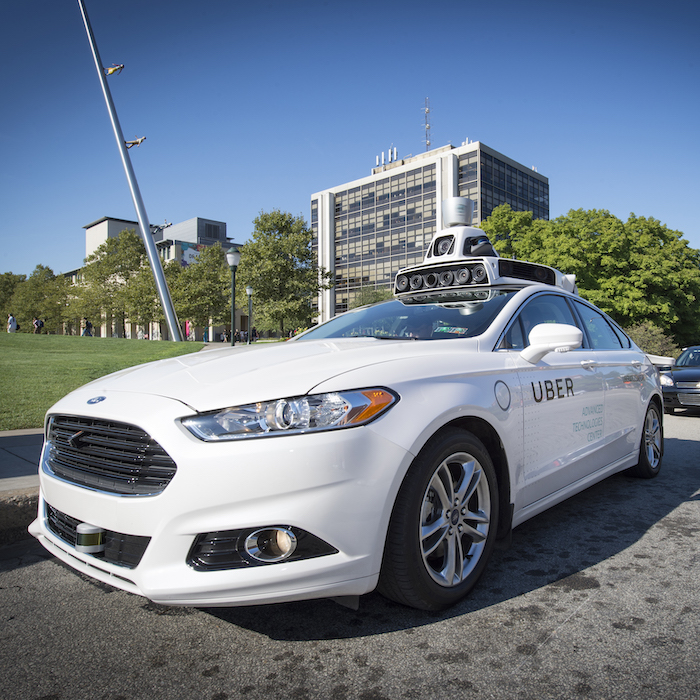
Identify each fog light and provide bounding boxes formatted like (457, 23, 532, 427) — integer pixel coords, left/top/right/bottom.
(244, 527, 298, 563)
(75, 523, 106, 553)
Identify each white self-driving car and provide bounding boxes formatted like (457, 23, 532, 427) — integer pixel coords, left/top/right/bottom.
(30, 198, 663, 611)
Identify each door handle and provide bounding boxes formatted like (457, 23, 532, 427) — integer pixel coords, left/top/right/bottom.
(580, 359, 598, 370)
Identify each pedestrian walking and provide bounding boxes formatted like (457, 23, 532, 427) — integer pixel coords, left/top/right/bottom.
(82, 318, 93, 337)
(7, 313, 17, 333)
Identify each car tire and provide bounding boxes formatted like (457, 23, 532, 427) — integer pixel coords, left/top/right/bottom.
(377, 428, 499, 611)
(627, 402, 663, 479)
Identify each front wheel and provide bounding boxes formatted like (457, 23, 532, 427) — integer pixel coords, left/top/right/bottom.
(627, 402, 663, 479)
(378, 428, 499, 610)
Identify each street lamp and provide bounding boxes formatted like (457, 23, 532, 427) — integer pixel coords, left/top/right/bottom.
(246, 285, 253, 345)
(226, 249, 240, 346)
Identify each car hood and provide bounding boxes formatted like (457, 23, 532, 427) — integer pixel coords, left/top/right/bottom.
(667, 367, 700, 383)
(74, 338, 478, 413)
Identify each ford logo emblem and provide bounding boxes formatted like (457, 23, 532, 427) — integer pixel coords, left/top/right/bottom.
(87, 396, 106, 405)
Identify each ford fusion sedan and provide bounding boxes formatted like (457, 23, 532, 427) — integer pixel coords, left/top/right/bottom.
(30, 198, 663, 611)
(660, 346, 700, 413)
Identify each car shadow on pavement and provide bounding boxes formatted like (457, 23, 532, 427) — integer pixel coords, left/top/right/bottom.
(203, 434, 699, 640)
(4, 435, 697, 641)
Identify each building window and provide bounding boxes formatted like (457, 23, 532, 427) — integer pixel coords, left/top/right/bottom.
(205, 223, 220, 239)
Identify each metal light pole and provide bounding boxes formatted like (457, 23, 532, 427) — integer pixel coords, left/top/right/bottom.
(226, 249, 240, 346)
(246, 286, 253, 345)
(77, 0, 183, 341)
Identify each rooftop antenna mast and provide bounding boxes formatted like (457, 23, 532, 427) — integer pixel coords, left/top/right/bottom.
(77, 0, 183, 341)
(423, 97, 432, 152)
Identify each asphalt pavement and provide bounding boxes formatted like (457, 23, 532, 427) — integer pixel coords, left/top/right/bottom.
(1, 412, 698, 700)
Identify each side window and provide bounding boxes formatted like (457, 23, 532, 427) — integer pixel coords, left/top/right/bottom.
(518, 294, 579, 344)
(609, 319, 632, 349)
(573, 301, 622, 350)
(500, 294, 579, 350)
(503, 317, 525, 349)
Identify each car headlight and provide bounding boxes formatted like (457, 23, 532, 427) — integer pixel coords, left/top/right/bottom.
(659, 374, 674, 387)
(182, 388, 398, 441)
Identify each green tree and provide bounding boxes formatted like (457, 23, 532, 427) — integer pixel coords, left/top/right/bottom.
(172, 244, 230, 328)
(625, 322, 680, 358)
(78, 230, 147, 336)
(482, 205, 700, 346)
(10, 265, 69, 333)
(478, 203, 538, 258)
(350, 285, 393, 309)
(238, 210, 332, 335)
(124, 261, 160, 329)
(1, 272, 26, 322)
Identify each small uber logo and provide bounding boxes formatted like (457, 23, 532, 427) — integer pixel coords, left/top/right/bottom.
(87, 396, 106, 405)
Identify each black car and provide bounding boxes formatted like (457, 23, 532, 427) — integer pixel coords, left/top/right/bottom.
(660, 346, 700, 413)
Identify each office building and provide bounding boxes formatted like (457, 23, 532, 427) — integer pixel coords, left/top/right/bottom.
(311, 141, 549, 322)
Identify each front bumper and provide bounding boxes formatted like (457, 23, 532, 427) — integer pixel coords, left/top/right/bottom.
(29, 392, 413, 606)
(662, 388, 700, 412)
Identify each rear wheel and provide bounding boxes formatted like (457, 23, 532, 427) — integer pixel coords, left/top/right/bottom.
(627, 402, 663, 478)
(378, 428, 499, 610)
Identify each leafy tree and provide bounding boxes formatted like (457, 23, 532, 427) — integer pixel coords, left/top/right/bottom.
(482, 205, 700, 346)
(478, 204, 538, 259)
(10, 265, 69, 333)
(124, 261, 161, 329)
(79, 230, 147, 336)
(66, 272, 104, 334)
(237, 210, 333, 335)
(1, 272, 26, 322)
(625, 322, 680, 358)
(172, 244, 230, 328)
(350, 285, 393, 309)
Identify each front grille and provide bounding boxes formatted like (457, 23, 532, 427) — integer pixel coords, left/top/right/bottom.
(678, 394, 700, 406)
(677, 382, 700, 389)
(46, 502, 150, 569)
(46, 415, 177, 496)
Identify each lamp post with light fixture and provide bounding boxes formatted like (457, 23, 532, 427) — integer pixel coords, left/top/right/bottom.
(246, 286, 253, 345)
(226, 249, 240, 346)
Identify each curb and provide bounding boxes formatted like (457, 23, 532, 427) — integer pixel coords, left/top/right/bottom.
(0, 490, 38, 547)
(0, 429, 42, 544)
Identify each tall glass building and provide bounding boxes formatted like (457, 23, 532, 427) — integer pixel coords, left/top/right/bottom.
(311, 141, 549, 322)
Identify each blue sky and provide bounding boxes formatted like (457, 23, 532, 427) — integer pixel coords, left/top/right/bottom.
(1, 0, 699, 277)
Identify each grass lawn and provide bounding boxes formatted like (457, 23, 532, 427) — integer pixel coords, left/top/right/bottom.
(0, 333, 204, 430)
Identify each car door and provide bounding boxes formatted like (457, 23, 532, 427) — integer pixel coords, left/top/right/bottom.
(501, 293, 607, 508)
(570, 299, 646, 465)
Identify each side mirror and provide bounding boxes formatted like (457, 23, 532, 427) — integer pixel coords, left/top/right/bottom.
(520, 323, 583, 364)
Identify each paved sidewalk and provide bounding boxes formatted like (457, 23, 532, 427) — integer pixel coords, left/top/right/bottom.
(0, 428, 43, 495)
(0, 429, 42, 544)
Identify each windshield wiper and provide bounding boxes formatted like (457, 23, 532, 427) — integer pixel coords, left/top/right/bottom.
(347, 334, 413, 340)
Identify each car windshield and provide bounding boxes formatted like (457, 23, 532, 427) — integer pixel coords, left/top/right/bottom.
(301, 291, 516, 341)
(675, 348, 700, 367)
